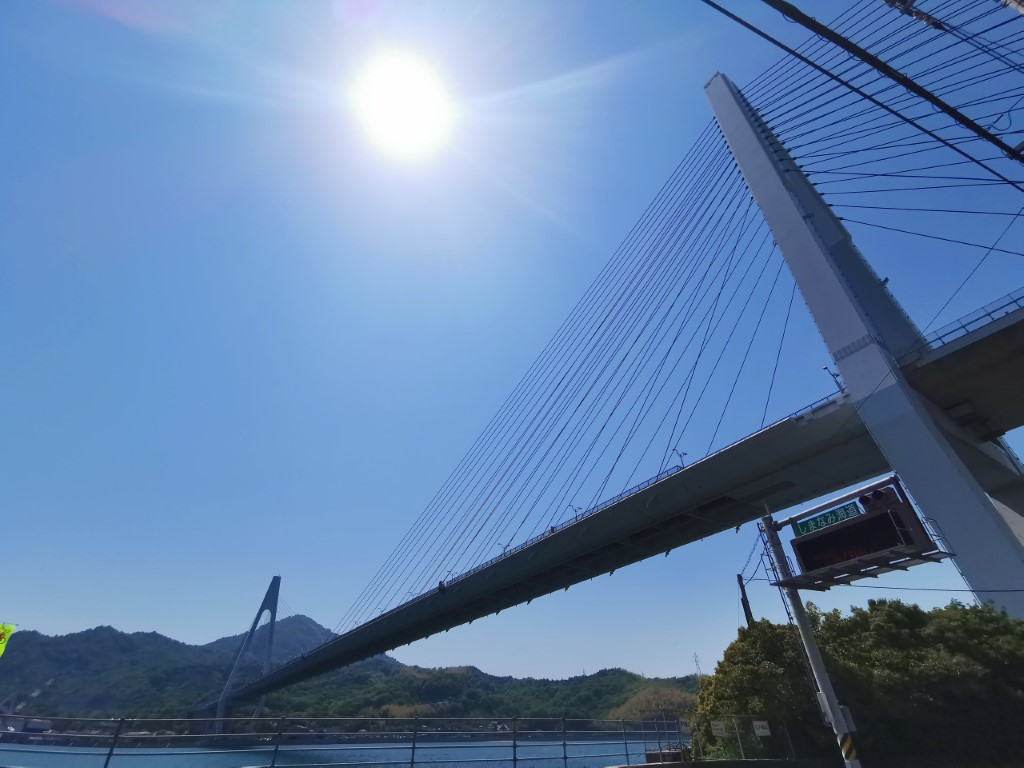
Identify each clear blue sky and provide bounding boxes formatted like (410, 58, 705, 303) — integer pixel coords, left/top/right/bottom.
(3, 0, 1023, 680)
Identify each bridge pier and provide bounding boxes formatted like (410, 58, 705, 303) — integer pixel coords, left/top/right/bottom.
(214, 575, 281, 726)
(706, 73, 1024, 617)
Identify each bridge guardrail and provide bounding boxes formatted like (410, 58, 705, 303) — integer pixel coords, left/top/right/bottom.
(446, 390, 856, 592)
(0, 714, 688, 768)
(897, 286, 1024, 364)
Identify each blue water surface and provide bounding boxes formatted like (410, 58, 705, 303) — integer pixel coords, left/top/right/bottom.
(0, 739, 670, 768)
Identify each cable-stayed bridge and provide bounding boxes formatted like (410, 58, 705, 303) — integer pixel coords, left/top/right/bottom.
(211, 0, 1024, 710)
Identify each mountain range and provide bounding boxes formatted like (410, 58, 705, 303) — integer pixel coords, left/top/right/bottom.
(0, 616, 697, 720)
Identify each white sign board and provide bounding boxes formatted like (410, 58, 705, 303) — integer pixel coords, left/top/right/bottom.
(710, 720, 728, 738)
(752, 720, 771, 737)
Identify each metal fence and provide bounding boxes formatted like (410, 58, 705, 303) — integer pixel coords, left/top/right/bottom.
(689, 715, 795, 762)
(0, 714, 688, 768)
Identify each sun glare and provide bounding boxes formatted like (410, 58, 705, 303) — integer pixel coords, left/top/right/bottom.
(352, 53, 456, 161)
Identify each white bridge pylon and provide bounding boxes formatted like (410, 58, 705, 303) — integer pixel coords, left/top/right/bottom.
(706, 73, 1024, 617)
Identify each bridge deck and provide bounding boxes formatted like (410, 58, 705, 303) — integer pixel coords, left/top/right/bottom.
(905, 304, 1024, 441)
(219, 308, 1024, 704)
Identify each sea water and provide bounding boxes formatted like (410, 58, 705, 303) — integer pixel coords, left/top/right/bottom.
(0, 739, 667, 768)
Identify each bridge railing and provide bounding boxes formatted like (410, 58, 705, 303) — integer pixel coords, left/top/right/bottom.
(376, 391, 853, 631)
(441, 389, 857, 595)
(0, 713, 688, 768)
(452, 467, 687, 586)
(921, 286, 1024, 351)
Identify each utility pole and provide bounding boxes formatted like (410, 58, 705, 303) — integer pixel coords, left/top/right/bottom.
(736, 574, 755, 628)
(761, 513, 860, 768)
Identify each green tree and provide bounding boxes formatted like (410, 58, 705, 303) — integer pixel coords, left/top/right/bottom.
(695, 600, 1024, 763)
(608, 686, 697, 720)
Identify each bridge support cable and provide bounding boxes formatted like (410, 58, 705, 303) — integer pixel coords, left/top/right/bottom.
(327, 0, 1024, 655)
(432, 150, 756, 581)
(565, 226, 777, 521)
(382, 139, 735, 603)
(335, 126, 806, 633)
(432, 174, 782, 593)
(585, 234, 778, 494)
(706, 70, 1024, 618)
(512, 193, 772, 533)
(761, 282, 798, 429)
(331, 126, 723, 633)
(704, 258, 789, 454)
(334, 127, 737, 630)
(340, 1, 1024, 634)
(403, 156, 757, 606)
(331, 3, 933, 638)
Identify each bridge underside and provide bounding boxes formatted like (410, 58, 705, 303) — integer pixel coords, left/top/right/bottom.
(219, 307, 1024, 705)
(904, 306, 1024, 442)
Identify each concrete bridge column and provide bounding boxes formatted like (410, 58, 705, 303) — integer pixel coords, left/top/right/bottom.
(706, 72, 1024, 617)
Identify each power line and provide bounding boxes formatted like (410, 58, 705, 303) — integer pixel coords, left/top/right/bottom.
(739, 532, 764, 577)
(759, 0, 1024, 158)
(696, 0, 1024, 194)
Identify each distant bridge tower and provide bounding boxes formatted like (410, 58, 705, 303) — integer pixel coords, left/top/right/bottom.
(216, 575, 281, 722)
(706, 73, 1024, 617)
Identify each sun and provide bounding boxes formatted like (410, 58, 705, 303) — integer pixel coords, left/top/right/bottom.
(352, 53, 456, 161)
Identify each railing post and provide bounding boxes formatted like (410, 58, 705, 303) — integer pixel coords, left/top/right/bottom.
(103, 717, 125, 768)
(732, 717, 745, 760)
(268, 717, 286, 768)
(411, 717, 418, 768)
(782, 720, 796, 761)
(689, 714, 703, 761)
(561, 717, 568, 768)
(512, 717, 518, 768)
(678, 718, 688, 761)
(621, 720, 630, 766)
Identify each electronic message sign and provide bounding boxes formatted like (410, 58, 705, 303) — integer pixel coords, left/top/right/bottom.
(785, 481, 944, 587)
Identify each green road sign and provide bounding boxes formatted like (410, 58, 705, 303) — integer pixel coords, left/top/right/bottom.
(793, 501, 861, 536)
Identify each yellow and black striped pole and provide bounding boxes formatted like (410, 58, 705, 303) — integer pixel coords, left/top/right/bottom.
(838, 732, 860, 767)
(762, 512, 863, 768)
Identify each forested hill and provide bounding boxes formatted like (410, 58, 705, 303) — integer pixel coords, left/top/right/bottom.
(0, 616, 697, 720)
(201, 613, 337, 666)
